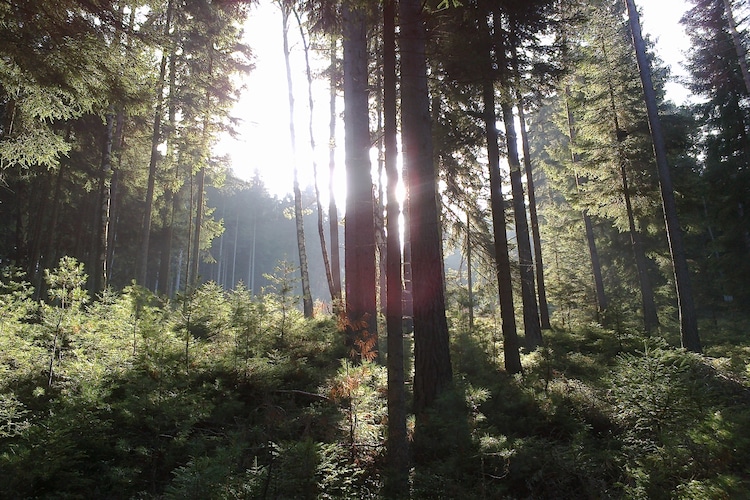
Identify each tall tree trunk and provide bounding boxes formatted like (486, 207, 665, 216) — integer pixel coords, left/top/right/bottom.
(281, 4, 314, 318)
(293, 6, 336, 307)
(189, 166, 206, 289)
(107, 110, 125, 285)
(137, 0, 173, 288)
(375, 64, 388, 318)
(619, 163, 660, 332)
(38, 162, 67, 300)
(157, 52, 178, 296)
(517, 101, 551, 330)
(625, 0, 701, 352)
(93, 112, 114, 293)
(343, 1, 378, 354)
(466, 212, 474, 330)
(564, 87, 608, 319)
(483, 79, 522, 374)
(723, 0, 750, 95)
(188, 43, 214, 291)
(27, 172, 50, 287)
(602, 39, 660, 333)
(383, 0, 409, 491)
(500, 101, 543, 350)
(328, 35, 343, 310)
(400, 0, 453, 414)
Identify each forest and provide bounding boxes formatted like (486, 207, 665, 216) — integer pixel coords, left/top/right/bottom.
(0, 0, 749, 498)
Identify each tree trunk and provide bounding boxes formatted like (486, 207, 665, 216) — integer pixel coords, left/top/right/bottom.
(564, 87, 608, 319)
(620, 163, 660, 333)
(38, 163, 66, 300)
(483, 79, 522, 374)
(625, 0, 701, 352)
(501, 101, 543, 350)
(293, 7, 336, 308)
(157, 52, 178, 297)
(106, 110, 125, 285)
(603, 41, 660, 333)
(723, 0, 750, 95)
(466, 212, 474, 330)
(517, 101, 551, 330)
(328, 35, 343, 311)
(343, 1, 378, 355)
(189, 166, 206, 289)
(582, 206, 608, 319)
(27, 172, 50, 288)
(375, 46, 388, 318)
(137, 0, 173, 288)
(93, 112, 114, 293)
(400, 0, 453, 414)
(281, 4, 314, 318)
(383, 0, 409, 491)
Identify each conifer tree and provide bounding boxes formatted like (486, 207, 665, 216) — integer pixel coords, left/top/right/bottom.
(627, 0, 701, 351)
(342, 0, 378, 353)
(401, 0, 453, 414)
(682, 0, 750, 302)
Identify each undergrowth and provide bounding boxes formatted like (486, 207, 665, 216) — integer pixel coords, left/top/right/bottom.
(1, 260, 749, 498)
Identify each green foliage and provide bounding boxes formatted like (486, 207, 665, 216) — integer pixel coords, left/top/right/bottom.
(1, 260, 749, 498)
(45, 256, 88, 309)
(326, 360, 387, 453)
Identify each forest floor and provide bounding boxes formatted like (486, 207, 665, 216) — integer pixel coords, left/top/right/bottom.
(1, 280, 749, 498)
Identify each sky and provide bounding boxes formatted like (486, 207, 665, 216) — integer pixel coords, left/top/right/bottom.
(218, 0, 695, 199)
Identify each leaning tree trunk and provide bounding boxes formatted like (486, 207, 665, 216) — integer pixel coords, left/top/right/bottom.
(517, 101, 551, 330)
(483, 79, 522, 374)
(400, 0, 453, 415)
(293, 6, 336, 309)
(383, 0, 409, 492)
(603, 39, 660, 333)
(281, 4, 313, 318)
(501, 101, 543, 350)
(343, 0, 378, 354)
(625, 0, 701, 352)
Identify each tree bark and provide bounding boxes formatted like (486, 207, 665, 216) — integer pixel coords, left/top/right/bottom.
(94, 112, 114, 293)
(281, 4, 314, 318)
(189, 166, 206, 289)
(619, 162, 660, 333)
(517, 101, 551, 330)
(501, 101, 543, 350)
(383, 0, 409, 491)
(137, 0, 173, 288)
(294, 7, 336, 308)
(483, 79, 522, 374)
(328, 35, 343, 311)
(602, 39, 660, 333)
(400, 0, 453, 414)
(564, 87, 608, 319)
(157, 52, 178, 297)
(343, 1, 378, 354)
(625, 0, 701, 352)
(466, 212, 474, 330)
(723, 0, 750, 95)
